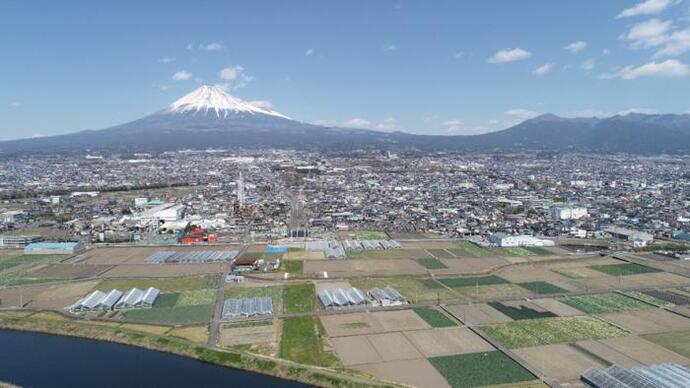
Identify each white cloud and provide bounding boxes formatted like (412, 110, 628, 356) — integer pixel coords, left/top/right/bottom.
(172, 70, 192, 81)
(654, 28, 690, 57)
(343, 118, 372, 128)
(187, 42, 225, 51)
(614, 59, 690, 79)
(248, 100, 273, 110)
(376, 117, 397, 131)
(488, 48, 531, 64)
(453, 51, 472, 59)
(564, 41, 588, 53)
(581, 59, 596, 70)
(158, 57, 175, 63)
(602, 49, 611, 55)
(218, 65, 254, 89)
(622, 18, 672, 49)
(382, 43, 398, 52)
(505, 108, 539, 121)
(305, 48, 315, 56)
(442, 119, 464, 132)
(312, 119, 337, 127)
(9, 102, 21, 109)
(617, 107, 659, 115)
(617, 0, 677, 18)
(533, 63, 553, 75)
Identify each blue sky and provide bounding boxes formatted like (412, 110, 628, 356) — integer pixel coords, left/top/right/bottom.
(2, 0, 690, 139)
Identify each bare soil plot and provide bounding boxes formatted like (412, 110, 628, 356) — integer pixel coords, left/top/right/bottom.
(515, 344, 606, 382)
(404, 326, 493, 357)
(25, 264, 111, 279)
(28, 280, 101, 309)
(330, 335, 383, 366)
(437, 257, 510, 274)
(99, 263, 224, 278)
(497, 267, 569, 283)
(574, 339, 642, 368)
(315, 281, 352, 293)
(0, 286, 44, 308)
(401, 241, 458, 250)
(600, 336, 690, 365)
(445, 303, 513, 325)
(599, 309, 690, 335)
(320, 312, 386, 337)
(354, 359, 451, 388)
(371, 310, 431, 332)
(285, 251, 324, 261)
(453, 284, 531, 300)
(303, 259, 425, 277)
(219, 321, 276, 346)
(530, 298, 584, 316)
(367, 332, 423, 361)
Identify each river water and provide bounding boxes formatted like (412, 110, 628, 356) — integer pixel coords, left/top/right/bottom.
(0, 329, 307, 387)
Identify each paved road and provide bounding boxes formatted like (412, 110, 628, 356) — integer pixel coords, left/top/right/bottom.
(207, 244, 248, 346)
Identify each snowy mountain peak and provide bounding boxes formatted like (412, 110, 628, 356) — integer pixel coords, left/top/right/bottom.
(166, 85, 289, 119)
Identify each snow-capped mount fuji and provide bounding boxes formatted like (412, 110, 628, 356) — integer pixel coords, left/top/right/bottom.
(165, 85, 290, 120)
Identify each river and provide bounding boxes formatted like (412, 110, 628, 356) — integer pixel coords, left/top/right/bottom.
(0, 329, 307, 387)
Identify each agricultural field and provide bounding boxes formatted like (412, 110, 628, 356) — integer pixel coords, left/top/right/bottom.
(425, 249, 457, 259)
(413, 307, 457, 328)
(283, 282, 315, 313)
(589, 263, 661, 276)
(353, 231, 390, 240)
(517, 281, 567, 295)
(279, 316, 339, 367)
(436, 275, 509, 288)
(94, 276, 217, 293)
(350, 276, 456, 303)
(487, 302, 557, 320)
(561, 293, 651, 314)
(281, 260, 303, 273)
(429, 351, 536, 388)
(122, 288, 215, 324)
(0, 254, 67, 272)
(623, 290, 676, 307)
(344, 249, 432, 260)
(416, 258, 447, 269)
(644, 329, 690, 359)
(482, 316, 630, 348)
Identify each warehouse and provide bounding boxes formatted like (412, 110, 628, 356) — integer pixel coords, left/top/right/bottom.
(115, 288, 144, 309)
(69, 290, 107, 312)
(0, 235, 42, 248)
(222, 297, 273, 319)
(369, 287, 407, 306)
(99, 289, 123, 310)
(319, 287, 369, 310)
(145, 250, 238, 264)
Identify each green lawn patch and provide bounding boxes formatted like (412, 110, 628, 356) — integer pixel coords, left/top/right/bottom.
(416, 258, 447, 269)
(517, 281, 567, 294)
(589, 263, 661, 276)
(429, 351, 535, 387)
(482, 316, 629, 348)
(437, 275, 509, 288)
(413, 307, 457, 327)
(561, 293, 651, 314)
(124, 304, 213, 325)
(488, 302, 557, 320)
(280, 316, 339, 367)
(282, 260, 303, 273)
(284, 283, 315, 313)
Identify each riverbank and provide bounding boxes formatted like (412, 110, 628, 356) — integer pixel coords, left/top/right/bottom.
(0, 310, 394, 388)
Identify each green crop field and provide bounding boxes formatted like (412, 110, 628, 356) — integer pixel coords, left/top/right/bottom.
(124, 304, 213, 325)
(153, 293, 179, 308)
(561, 293, 651, 314)
(487, 302, 557, 320)
(644, 329, 690, 359)
(280, 316, 339, 367)
(282, 260, 303, 273)
(413, 307, 457, 327)
(95, 276, 217, 293)
(437, 275, 509, 288)
(589, 263, 661, 276)
(0, 254, 67, 272)
(429, 351, 535, 387)
(517, 281, 567, 294)
(623, 291, 675, 307)
(482, 316, 630, 348)
(416, 258, 448, 269)
(284, 283, 315, 313)
(353, 231, 390, 240)
(176, 289, 215, 306)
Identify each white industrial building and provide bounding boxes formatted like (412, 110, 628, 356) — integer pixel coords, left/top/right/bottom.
(139, 203, 186, 223)
(489, 233, 555, 247)
(551, 205, 588, 220)
(603, 226, 654, 247)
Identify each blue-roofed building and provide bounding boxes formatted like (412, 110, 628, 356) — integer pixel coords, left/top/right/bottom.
(265, 245, 288, 254)
(24, 241, 83, 255)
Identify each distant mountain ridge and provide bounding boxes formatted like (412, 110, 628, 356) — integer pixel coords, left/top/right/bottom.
(1, 85, 690, 154)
